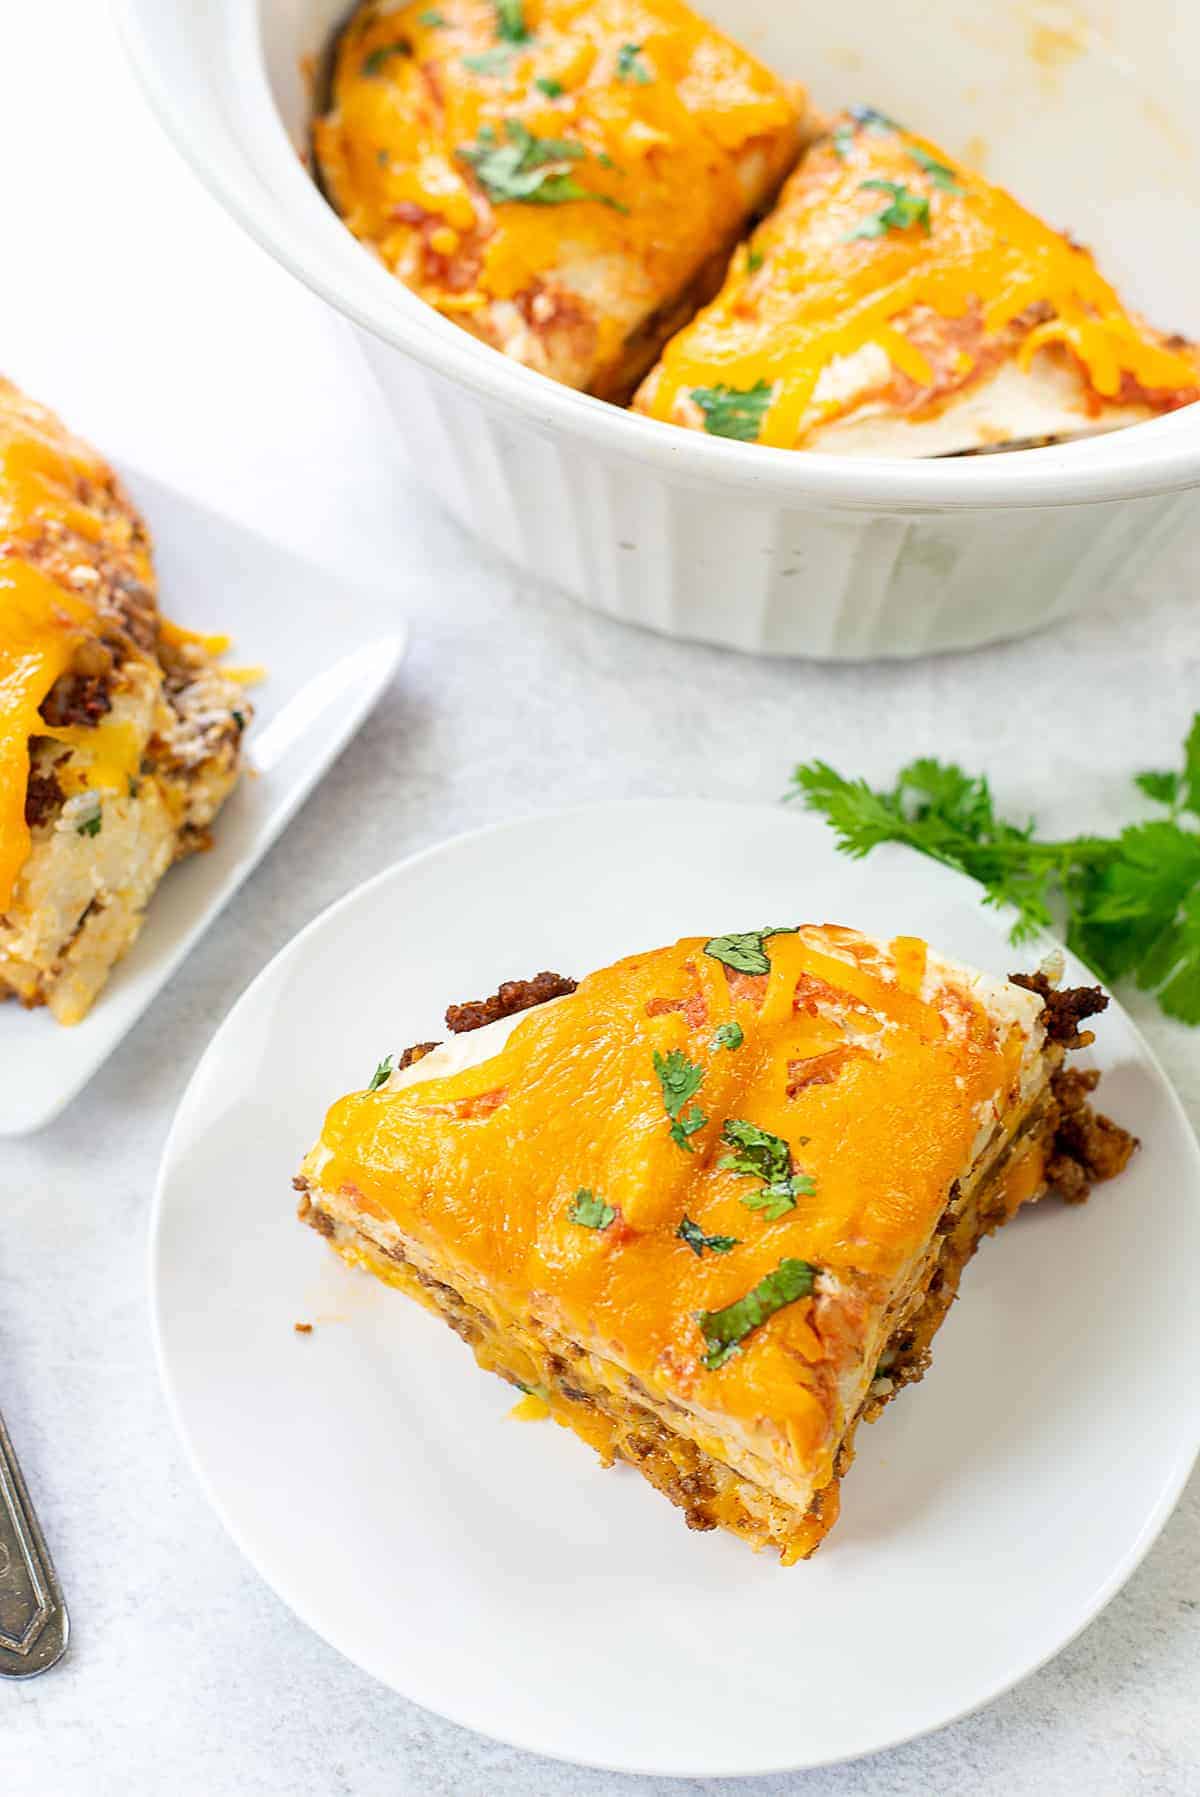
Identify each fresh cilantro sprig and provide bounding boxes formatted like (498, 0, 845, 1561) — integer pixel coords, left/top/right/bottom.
(906, 144, 961, 191)
(616, 42, 652, 83)
(711, 1021, 744, 1052)
(832, 104, 899, 157)
(849, 178, 931, 239)
(719, 1119, 815, 1220)
(653, 1047, 707, 1152)
(704, 926, 797, 975)
(569, 1189, 615, 1229)
(459, 120, 625, 208)
(463, 46, 513, 75)
(698, 1257, 816, 1369)
(690, 381, 774, 443)
(367, 1055, 394, 1092)
(361, 40, 411, 76)
(789, 715, 1200, 1024)
(677, 1215, 739, 1257)
(495, 0, 529, 43)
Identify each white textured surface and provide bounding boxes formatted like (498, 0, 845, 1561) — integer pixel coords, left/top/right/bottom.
(1, 2, 1198, 1792)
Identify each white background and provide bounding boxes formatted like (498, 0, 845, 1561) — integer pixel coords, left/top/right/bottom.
(2, 2, 1198, 1792)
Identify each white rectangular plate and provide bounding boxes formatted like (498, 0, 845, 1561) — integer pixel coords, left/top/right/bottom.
(0, 470, 406, 1135)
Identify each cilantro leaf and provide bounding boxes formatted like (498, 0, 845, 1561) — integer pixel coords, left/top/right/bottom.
(790, 713, 1200, 1025)
(419, 9, 447, 24)
(677, 1215, 739, 1257)
(711, 1021, 744, 1052)
(849, 179, 931, 239)
(719, 1118, 815, 1220)
(75, 794, 102, 837)
(850, 104, 900, 132)
(463, 47, 513, 74)
(361, 41, 411, 76)
(691, 380, 774, 443)
(1135, 770, 1180, 807)
(568, 1188, 616, 1229)
(906, 144, 961, 190)
(616, 42, 652, 83)
(653, 1047, 707, 1152)
(459, 120, 624, 208)
(746, 246, 764, 272)
(495, 0, 530, 43)
(536, 75, 565, 97)
(704, 927, 797, 976)
(367, 1055, 394, 1092)
(698, 1258, 816, 1369)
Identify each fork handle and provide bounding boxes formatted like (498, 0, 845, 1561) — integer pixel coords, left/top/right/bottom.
(0, 1410, 68, 1677)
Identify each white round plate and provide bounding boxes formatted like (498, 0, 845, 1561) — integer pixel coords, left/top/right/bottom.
(152, 801, 1200, 1776)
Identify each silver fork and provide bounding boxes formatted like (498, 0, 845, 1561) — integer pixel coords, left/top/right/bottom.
(0, 1410, 68, 1677)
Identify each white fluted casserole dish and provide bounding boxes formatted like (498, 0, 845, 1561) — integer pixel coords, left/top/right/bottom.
(116, 0, 1200, 658)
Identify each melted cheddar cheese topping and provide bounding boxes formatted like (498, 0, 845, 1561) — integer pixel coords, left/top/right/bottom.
(640, 112, 1200, 446)
(315, 0, 799, 384)
(0, 381, 237, 914)
(310, 927, 1038, 1477)
(0, 561, 94, 909)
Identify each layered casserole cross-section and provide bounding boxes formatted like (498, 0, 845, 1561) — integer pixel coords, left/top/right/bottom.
(297, 926, 1134, 1561)
(0, 377, 251, 1024)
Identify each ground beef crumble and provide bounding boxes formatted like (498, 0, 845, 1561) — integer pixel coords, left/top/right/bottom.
(1047, 1066, 1139, 1203)
(1009, 971, 1110, 1048)
(24, 769, 63, 828)
(39, 670, 113, 729)
(445, 971, 577, 1035)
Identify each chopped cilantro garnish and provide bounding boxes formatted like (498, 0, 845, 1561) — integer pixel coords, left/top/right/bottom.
(789, 713, 1200, 1024)
(703, 927, 797, 976)
(367, 1055, 394, 1092)
(906, 144, 961, 191)
(616, 42, 651, 83)
(361, 41, 411, 77)
(596, 151, 620, 171)
(459, 120, 624, 208)
(677, 1215, 739, 1257)
(850, 104, 899, 131)
(653, 1047, 707, 1152)
(719, 1118, 815, 1220)
(746, 246, 764, 272)
(690, 380, 774, 442)
(711, 1021, 744, 1052)
(495, 0, 530, 43)
(75, 796, 102, 838)
(536, 75, 565, 97)
(419, 8, 447, 23)
(568, 1188, 616, 1229)
(126, 774, 140, 799)
(463, 47, 513, 74)
(849, 179, 931, 239)
(699, 1257, 816, 1369)
(232, 709, 246, 730)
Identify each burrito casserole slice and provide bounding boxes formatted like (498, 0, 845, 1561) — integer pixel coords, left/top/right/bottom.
(0, 378, 251, 1024)
(296, 926, 1134, 1562)
(313, 0, 805, 400)
(634, 107, 1200, 453)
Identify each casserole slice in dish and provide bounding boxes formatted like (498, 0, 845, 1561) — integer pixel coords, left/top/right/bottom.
(634, 108, 1200, 453)
(296, 926, 1134, 1562)
(0, 379, 251, 1024)
(313, 0, 804, 400)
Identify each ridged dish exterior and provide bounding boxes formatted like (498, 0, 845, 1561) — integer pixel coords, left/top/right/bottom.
(355, 335, 1191, 659)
